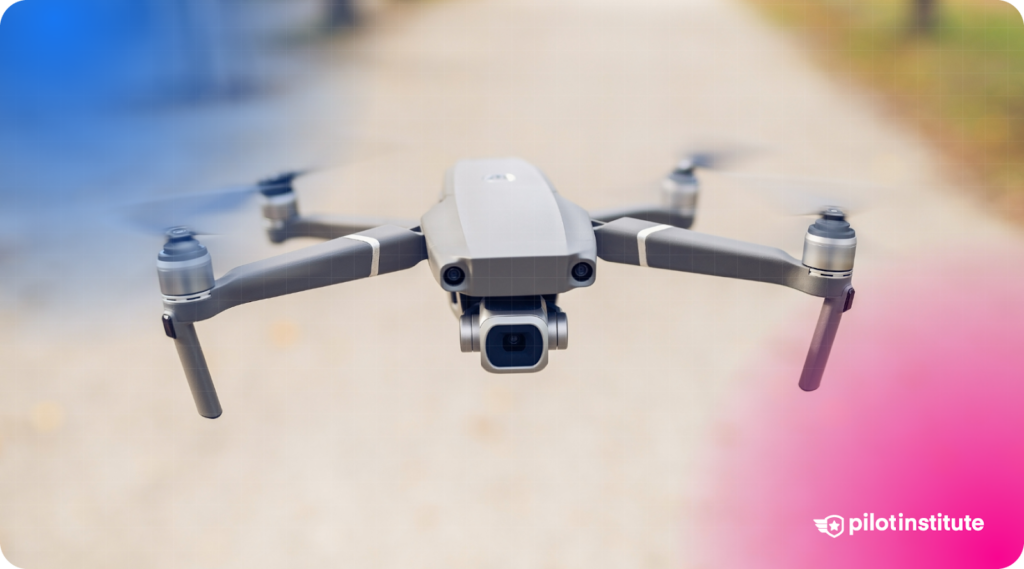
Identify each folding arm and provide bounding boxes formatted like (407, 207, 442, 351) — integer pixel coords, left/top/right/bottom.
(589, 205, 694, 229)
(161, 225, 428, 418)
(589, 167, 700, 229)
(595, 217, 854, 391)
(266, 214, 419, 243)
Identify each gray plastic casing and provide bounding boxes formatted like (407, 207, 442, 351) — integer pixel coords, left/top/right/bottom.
(420, 158, 597, 297)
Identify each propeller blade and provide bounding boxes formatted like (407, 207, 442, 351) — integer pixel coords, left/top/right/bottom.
(119, 184, 261, 235)
(714, 171, 872, 217)
(675, 143, 761, 172)
(115, 166, 317, 236)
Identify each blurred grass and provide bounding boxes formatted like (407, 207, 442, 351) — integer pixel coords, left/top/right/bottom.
(747, 0, 1024, 219)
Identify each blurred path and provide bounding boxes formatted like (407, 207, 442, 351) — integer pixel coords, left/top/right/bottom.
(2, 0, 1022, 568)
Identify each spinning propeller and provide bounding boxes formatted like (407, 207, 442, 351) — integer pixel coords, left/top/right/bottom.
(120, 169, 313, 237)
(671, 144, 758, 174)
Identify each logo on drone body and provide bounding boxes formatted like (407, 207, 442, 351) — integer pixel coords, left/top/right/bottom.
(814, 515, 845, 538)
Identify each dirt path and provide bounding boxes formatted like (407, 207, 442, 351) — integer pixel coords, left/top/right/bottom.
(1, 0, 1021, 568)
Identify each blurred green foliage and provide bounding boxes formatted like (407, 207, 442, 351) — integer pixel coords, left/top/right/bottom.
(749, 0, 1024, 218)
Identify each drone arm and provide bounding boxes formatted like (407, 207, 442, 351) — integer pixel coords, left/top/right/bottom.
(595, 217, 854, 391)
(589, 205, 694, 229)
(162, 225, 426, 418)
(268, 214, 419, 242)
(170, 225, 427, 324)
(590, 167, 700, 229)
(594, 217, 850, 298)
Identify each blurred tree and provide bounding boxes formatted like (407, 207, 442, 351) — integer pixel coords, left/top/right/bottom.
(327, 0, 358, 28)
(910, 0, 938, 34)
(144, 0, 274, 101)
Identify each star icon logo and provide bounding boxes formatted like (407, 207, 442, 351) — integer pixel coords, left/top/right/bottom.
(814, 515, 845, 538)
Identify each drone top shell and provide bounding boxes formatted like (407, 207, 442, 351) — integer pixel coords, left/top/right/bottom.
(420, 157, 597, 297)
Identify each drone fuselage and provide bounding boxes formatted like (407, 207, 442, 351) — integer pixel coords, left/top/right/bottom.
(420, 158, 597, 298)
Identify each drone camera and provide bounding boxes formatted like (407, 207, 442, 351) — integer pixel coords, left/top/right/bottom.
(442, 265, 466, 287)
(480, 298, 548, 373)
(459, 296, 568, 373)
(570, 262, 594, 283)
(487, 324, 546, 369)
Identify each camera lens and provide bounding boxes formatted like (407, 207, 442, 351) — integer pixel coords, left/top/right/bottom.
(443, 266, 465, 286)
(486, 325, 543, 368)
(502, 333, 526, 352)
(571, 262, 593, 282)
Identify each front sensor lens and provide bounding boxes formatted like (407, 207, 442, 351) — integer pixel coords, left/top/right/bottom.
(571, 262, 593, 282)
(443, 266, 465, 286)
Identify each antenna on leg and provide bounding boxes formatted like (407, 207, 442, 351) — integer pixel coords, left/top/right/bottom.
(798, 286, 854, 392)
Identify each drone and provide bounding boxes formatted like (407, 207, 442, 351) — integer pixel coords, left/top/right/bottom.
(155, 156, 857, 419)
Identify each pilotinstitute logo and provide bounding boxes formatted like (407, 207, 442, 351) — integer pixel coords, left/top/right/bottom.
(815, 513, 985, 538)
(815, 515, 845, 538)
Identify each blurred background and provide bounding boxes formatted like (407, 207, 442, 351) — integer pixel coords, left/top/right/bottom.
(1, 0, 1024, 568)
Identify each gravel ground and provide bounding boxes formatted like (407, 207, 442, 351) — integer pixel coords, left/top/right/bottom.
(1, 0, 1021, 568)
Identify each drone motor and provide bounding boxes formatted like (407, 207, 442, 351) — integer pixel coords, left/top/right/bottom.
(156, 228, 215, 299)
(258, 174, 302, 243)
(660, 164, 700, 218)
(801, 208, 857, 277)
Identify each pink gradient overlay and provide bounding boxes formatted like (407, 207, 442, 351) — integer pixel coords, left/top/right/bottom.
(699, 255, 1024, 568)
